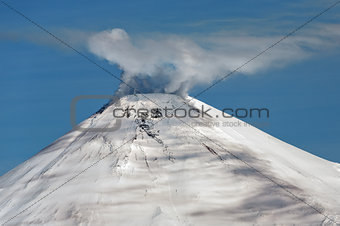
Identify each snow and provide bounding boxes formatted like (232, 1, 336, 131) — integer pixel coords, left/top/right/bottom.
(0, 93, 339, 225)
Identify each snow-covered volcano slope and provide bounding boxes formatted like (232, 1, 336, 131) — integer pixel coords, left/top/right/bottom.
(0, 94, 340, 225)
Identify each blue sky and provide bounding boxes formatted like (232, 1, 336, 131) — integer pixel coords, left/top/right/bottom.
(1, 0, 340, 175)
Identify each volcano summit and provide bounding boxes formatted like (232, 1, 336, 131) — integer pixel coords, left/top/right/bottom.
(0, 94, 339, 225)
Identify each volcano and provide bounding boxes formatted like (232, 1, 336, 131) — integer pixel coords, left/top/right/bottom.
(0, 94, 340, 225)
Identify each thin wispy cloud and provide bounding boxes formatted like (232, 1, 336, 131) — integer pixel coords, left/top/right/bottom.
(0, 28, 92, 51)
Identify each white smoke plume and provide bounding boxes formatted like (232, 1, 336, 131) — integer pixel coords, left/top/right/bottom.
(88, 26, 340, 97)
